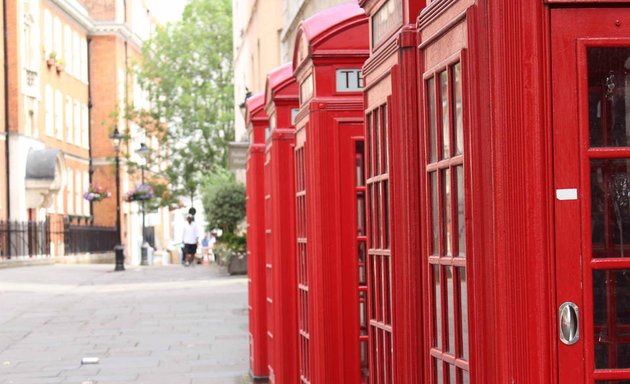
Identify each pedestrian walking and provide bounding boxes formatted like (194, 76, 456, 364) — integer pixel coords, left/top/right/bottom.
(182, 214, 200, 266)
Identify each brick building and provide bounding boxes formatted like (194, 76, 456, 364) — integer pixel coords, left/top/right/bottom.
(0, 0, 170, 263)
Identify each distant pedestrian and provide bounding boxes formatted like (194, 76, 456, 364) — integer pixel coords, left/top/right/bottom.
(182, 214, 199, 266)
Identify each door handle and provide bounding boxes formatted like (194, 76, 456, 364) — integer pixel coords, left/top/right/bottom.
(559, 302, 579, 345)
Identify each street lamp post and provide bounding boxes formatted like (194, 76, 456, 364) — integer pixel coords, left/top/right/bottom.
(137, 142, 150, 266)
(109, 127, 125, 271)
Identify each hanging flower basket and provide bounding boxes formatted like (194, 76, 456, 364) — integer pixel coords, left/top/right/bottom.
(124, 184, 154, 202)
(83, 183, 111, 202)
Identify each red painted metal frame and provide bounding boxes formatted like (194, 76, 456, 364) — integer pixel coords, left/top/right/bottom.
(291, 3, 370, 383)
(415, 1, 555, 383)
(360, 0, 426, 382)
(245, 92, 269, 381)
(263, 63, 300, 384)
(552, 8, 630, 383)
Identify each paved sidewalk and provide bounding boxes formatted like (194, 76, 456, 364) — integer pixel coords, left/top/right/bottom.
(0, 263, 250, 384)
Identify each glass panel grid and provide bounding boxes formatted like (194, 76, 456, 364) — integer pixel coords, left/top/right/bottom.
(295, 146, 310, 382)
(367, 104, 393, 383)
(425, 64, 469, 383)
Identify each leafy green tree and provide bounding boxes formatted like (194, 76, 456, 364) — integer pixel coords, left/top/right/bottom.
(136, 0, 233, 202)
(206, 182, 245, 234)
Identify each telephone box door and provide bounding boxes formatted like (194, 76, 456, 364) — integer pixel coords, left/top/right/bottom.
(553, 8, 630, 383)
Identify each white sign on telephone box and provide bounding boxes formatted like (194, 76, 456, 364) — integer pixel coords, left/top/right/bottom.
(336, 69, 364, 92)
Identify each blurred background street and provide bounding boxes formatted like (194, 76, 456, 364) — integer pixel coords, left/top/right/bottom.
(0, 264, 249, 384)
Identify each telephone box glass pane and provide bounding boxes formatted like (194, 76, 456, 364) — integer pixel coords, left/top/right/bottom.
(453, 62, 464, 155)
(588, 47, 630, 147)
(384, 180, 390, 249)
(591, 159, 630, 258)
(382, 104, 389, 173)
(434, 358, 444, 384)
(449, 364, 456, 384)
(462, 369, 470, 384)
(431, 172, 439, 255)
(443, 169, 452, 256)
(593, 269, 630, 369)
(428, 78, 437, 162)
(459, 267, 469, 360)
(433, 265, 442, 348)
(457, 166, 466, 257)
(446, 266, 455, 353)
(440, 70, 450, 159)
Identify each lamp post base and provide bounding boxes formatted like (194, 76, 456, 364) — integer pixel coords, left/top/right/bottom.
(140, 243, 149, 266)
(114, 245, 125, 271)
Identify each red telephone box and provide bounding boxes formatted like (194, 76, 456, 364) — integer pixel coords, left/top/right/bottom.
(399, 0, 630, 383)
(291, 3, 369, 383)
(263, 63, 300, 383)
(358, 1, 426, 382)
(245, 92, 269, 381)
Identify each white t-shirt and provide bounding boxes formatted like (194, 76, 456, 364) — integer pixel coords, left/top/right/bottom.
(182, 221, 199, 245)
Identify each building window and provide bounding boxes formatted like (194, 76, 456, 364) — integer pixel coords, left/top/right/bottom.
(53, 17, 61, 57)
(65, 96, 72, 144)
(66, 169, 74, 215)
(64, 25, 71, 74)
(83, 171, 89, 215)
(425, 60, 469, 383)
(72, 31, 80, 78)
(366, 103, 393, 383)
(73, 100, 81, 145)
(75, 171, 82, 215)
(55, 90, 63, 139)
(43, 10, 52, 56)
(82, 104, 89, 148)
(45, 85, 53, 136)
(80, 38, 87, 82)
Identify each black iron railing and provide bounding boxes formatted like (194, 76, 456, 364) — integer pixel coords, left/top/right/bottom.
(0, 220, 50, 259)
(64, 221, 118, 255)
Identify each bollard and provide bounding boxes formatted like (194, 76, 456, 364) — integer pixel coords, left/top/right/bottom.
(114, 245, 125, 271)
(140, 243, 149, 266)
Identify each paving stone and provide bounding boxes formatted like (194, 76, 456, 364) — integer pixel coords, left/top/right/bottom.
(0, 264, 249, 383)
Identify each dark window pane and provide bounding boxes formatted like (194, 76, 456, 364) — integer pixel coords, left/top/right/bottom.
(593, 269, 630, 369)
(384, 180, 390, 249)
(356, 141, 365, 187)
(440, 70, 450, 159)
(433, 264, 442, 348)
(446, 266, 455, 353)
(588, 47, 630, 147)
(443, 169, 452, 256)
(453, 62, 464, 155)
(431, 172, 439, 255)
(428, 78, 437, 162)
(457, 166, 466, 257)
(358, 242, 366, 285)
(591, 159, 630, 257)
(357, 192, 366, 237)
